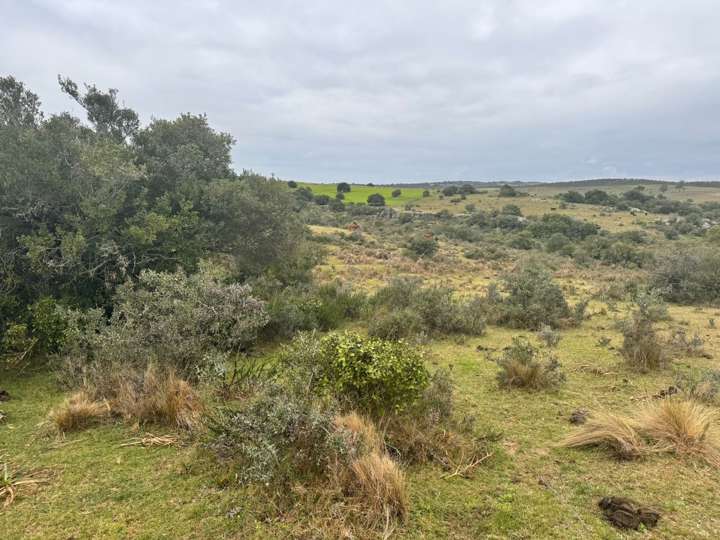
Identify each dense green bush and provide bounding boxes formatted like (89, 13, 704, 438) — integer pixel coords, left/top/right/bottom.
(405, 236, 438, 258)
(651, 248, 720, 304)
(260, 281, 366, 339)
(303, 332, 430, 416)
(368, 309, 425, 341)
(28, 297, 67, 354)
(492, 263, 571, 329)
(367, 193, 386, 206)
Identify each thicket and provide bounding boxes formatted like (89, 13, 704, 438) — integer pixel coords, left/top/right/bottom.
(0, 76, 307, 350)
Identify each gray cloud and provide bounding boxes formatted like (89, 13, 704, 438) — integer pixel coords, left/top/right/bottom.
(3, 0, 720, 182)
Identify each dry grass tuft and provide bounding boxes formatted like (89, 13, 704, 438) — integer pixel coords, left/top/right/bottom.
(1, 461, 49, 508)
(346, 452, 408, 522)
(639, 399, 720, 466)
(562, 411, 646, 460)
(111, 366, 203, 431)
(334, 412, 384, 455)
(119, 433, 179, 448)
(49, 391, 109, 432)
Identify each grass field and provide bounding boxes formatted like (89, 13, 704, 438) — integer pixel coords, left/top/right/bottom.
(3, 302, 719, 538)
(299, 182, 426, 206)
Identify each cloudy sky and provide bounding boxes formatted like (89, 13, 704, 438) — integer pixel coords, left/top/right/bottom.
(3, 0, 720, 182)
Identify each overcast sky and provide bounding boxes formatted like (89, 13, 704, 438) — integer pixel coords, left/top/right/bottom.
(3, 1, 720, 183)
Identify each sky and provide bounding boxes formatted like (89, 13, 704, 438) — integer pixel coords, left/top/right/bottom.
(3, 0, 720, 183)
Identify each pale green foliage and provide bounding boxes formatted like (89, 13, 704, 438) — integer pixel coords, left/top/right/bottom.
(61, 264, 268, 379)
(493, 263, 570, 330)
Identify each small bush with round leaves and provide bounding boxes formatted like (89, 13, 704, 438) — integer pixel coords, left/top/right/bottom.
(313, 332, 430, 416)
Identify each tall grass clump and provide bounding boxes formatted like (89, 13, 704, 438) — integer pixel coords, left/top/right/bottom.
(49, 391, 110, 432)
(562, 412, 646, 460)
(564, 399, 720, 466)
(496, 337, 565, 390)
(638, 399, 720, 465)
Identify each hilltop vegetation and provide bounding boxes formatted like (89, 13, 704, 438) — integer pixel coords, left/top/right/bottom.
(3, 76, 720, 538)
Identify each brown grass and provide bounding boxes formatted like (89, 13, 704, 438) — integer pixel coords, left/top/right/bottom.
(1, 461, 49, 507)
(499, 359, 547, 389)
(111, 366, 203, 431)
(49, 391, 109, 432)
(334, 412, 384, 455)
(639, 399, 720, 466)
(563, 399, 720, 466)
(347, 452, 408, 522)
(562, 411, 646, 460)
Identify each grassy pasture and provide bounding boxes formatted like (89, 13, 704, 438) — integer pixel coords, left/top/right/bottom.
(3, 301, 720, 538)
(298, 182, 426, 206)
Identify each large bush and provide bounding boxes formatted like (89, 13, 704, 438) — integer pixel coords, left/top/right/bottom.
(493, 263, 571, 329)
(61, 265, 269, 379)
(652, 248, 720, 304)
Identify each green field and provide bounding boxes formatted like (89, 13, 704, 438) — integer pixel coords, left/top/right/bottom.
(298, 182, 426, 206)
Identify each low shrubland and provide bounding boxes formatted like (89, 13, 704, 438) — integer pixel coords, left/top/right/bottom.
(652, 247, 720, 304)
(368, 278, 486, 340)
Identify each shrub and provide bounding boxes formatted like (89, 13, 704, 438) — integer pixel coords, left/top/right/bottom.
(618, 302, 666, 371)
(496, 337, 565, 390)
(208, 385, 342, 484)
(652, 248, 720, 304)
(537, 325, 561, 348)
(498, 184, 517, 197)
(405, 236, 438, 259)
(422, 190, 430, 197)
(287, 180, 298, 188)
(368, 308, 424, 341)
(314, 332, 429, 416)
(261, 282, 365, 339)
(61, 266, 269, 379)
(669, 329, 706, 357)
(370, 279, 486, 338)
(367, 193, 385, 206)
(675, 369, 720, 404)
(391, 189, 401, 198)
(29, 297, 67, 353)
(337, 182, 351, 193)
(494, 263, 571, 329)
(49, 391, 109, 432)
